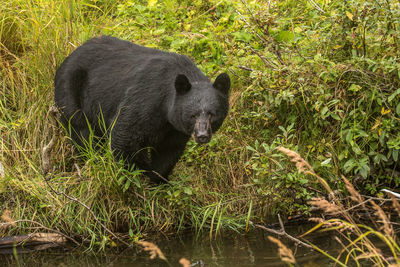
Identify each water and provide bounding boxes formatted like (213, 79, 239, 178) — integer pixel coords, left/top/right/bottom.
(0, 228, 336, 266)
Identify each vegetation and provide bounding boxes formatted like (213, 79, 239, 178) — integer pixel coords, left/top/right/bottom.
(0, 0, 399, 263)
(277, 147, 400, 266)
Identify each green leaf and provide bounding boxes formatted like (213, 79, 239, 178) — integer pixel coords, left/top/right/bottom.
(393, 149, 399, 161)
(345, 131, 353, 144)
(321, 158, 332, 165)
(183, 187, 193, 195)
(123, 180, 131, 192)
(331, 113, 341, 120)
(396, 103, 400, 115)
(129, 228, 134, 237)
(321, 106, 329, 117)
(246, 146, 257, 152)
(388, 88, 400, 102)
(132, 178, 141, 188)
(343, 159, 356, 173)
(358, 130, 368, 137)
(299, 178, 308, 184)
(349, 84, 361, 92)
(276, 30, 294, 43)
(359, 166, 369, 178)
(352, 143, 362, 155)
(232, 31, 252, 42)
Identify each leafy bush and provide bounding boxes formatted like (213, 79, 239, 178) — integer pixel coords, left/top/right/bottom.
(235, 0, 400, 194)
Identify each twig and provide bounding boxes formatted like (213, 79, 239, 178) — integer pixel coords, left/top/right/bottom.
(306, 0, 325, 13)
(278, 214, 285, 232)
(74, 163, 82, 179)
(255, 214, 312, 249)
(362, 194, 395, 202)
(0, 161, 4, 178)
(42, 106, 60, 175)
(228, 68, 251, 83)
(248, 46, 278, 70)
(151, 170, 170, 184)
(238, 65, 254, 71)
(44, 171, 132, 247)
(235, 8, 284, 66)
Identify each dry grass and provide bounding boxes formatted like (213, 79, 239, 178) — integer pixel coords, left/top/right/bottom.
(308, 197, 341, 215)
(342, 176, 363, 203)
(137, 241, 193, 267)
(277, 146, 333, 193)
(390, 194, 400, 216)
(137, 240, 167, 261)
(179, 258, 191, 267)
(277, 146, 400, 266)
(277, 146, 313, 174)
(370, 200, 394, 237)
(0, 209, 15, 229)
(267, 236, 296, 265)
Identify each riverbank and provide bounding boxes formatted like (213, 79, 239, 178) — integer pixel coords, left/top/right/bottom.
(1, 1, 399, 265)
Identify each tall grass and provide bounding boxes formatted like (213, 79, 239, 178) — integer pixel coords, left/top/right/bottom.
(0, 0, 261, 247)
(277, 147, 400, 266)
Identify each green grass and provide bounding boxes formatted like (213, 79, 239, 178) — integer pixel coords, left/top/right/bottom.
(0, 0, 264, 247)
(1, 0, 399, 251)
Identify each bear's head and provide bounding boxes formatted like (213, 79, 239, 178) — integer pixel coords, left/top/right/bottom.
(168, 73, 231, 144)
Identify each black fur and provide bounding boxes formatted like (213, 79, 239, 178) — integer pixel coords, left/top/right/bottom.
(54, 36, 230, 183)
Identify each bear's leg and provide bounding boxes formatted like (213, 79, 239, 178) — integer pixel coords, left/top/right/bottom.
(64, 111, 91, 149)
(56, 67, 91, 149)
(149, 131, 189, 183)
(110, 130, 161, 181)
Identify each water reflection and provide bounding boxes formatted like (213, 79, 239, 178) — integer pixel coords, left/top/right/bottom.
(0, 228, 337, 266)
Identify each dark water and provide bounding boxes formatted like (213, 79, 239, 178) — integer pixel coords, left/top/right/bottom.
(0, 227, 337, 266)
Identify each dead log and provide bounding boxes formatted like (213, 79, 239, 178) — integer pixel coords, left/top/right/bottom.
(0, 233, 66, 248)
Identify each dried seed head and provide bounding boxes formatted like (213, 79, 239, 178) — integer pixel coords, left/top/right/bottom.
(0, 209, 16, 229)
(179, 258, 191, 267)
(370, 200, 393, 237)
(137, 241, 167, 261)
(268, 236, 296, 265)
(277, 147, 314, 174)
(342, 176, 363, 203)
(309, 197, 341, 215)
(390, 194, 400, 217)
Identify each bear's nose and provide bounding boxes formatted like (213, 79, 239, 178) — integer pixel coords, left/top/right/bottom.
(196, 134, 210, 144)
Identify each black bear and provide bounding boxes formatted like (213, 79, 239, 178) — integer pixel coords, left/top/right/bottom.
(54, 36, 230, 183)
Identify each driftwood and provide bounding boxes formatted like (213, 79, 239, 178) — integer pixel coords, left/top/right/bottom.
(0, 233, 66, 249)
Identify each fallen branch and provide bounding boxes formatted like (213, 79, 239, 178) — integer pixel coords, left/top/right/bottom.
(0, 219, 80, 246)
(255, 214, 312, 249)
(0, 233, 66, 248)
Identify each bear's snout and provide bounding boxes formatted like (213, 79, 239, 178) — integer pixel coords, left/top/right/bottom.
(193, 114, 211, 144)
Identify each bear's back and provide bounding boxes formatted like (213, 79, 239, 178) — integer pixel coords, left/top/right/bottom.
(82, 36, 208, 83)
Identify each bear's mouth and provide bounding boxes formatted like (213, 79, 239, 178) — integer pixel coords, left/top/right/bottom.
(193, 114, 212, 144)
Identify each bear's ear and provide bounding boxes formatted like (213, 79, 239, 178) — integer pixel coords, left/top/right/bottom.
(213, 73, 230, 95)
(175, 74, 191, 95)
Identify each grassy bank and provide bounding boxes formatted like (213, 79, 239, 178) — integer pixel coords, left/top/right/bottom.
(1, 0, 399, 252)
(0, 0, 268, 247)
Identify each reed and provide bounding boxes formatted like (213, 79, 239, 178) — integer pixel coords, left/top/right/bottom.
(278, 147, 400, 266)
